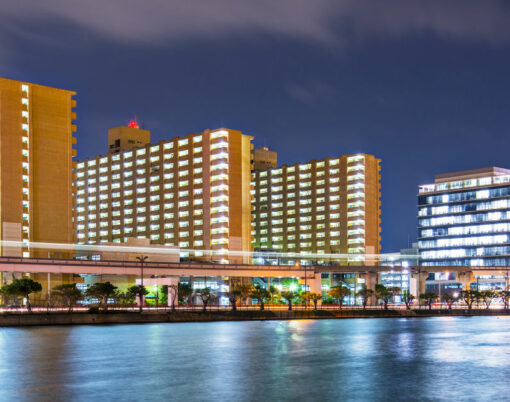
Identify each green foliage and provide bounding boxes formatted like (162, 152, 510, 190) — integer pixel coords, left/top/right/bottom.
(195, 287, 216, 311)
(127, 285, 149, 312)
(250, 285, 271, 310)
(86, 282, 118, 311)
(356, 285, 375, 309)
(442, 293, 458, 309)
(268, 285, 281, 304)
(499, 290, 510, 309)
(281, 291, 297, 311)
(479, 289, 498, 309)
(460, 290, 479, 310)
(5, 278, 42, 312)
(160, 285, 168, 305)
(401, 290, 415, 310)
(53, 283, 82, 312)
(420, 292, 438, 310)
(328, 285, 351, 309)
(302, 292, 323, 310)
(375, 284, 401, 310)
(178, 283, 193, 304)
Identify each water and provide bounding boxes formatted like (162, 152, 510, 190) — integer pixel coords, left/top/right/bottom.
(1, 317, 509, 401)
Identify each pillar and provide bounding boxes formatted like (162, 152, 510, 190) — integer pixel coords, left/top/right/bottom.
(309, 273, 323, 307)
(359, 271, 378, 306)
(410, 271, 428, 306)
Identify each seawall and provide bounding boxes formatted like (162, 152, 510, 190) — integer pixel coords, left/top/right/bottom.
(2, 308, 510, 327)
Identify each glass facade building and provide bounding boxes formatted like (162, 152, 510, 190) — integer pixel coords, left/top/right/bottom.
(418, 167, 510, 267)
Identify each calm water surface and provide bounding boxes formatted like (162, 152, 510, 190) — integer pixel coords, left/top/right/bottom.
(1, 317, 510, 401)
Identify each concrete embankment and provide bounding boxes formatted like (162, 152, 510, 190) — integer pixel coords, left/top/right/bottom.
(1, 308, 510, 327)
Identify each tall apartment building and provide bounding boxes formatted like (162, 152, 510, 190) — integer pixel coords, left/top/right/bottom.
(75, 127, 253, 263)
(418, 167, 510, 267)
(251, 153, 381, 263)
(0, 77, 76, 258)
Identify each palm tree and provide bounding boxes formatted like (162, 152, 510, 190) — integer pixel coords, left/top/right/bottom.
(328, 285, 351, 310)
(355, 285, 374, 309)
(7, 278, 42, 313)
(53, 283, 82, 312)
(250, 285, 270, 311)
(419, 292, 438, 310)
(86, 282, 118, 311)
(281, 291, 296, 311)
(127, 285, 149, 312)
(195, 287, 216, 312)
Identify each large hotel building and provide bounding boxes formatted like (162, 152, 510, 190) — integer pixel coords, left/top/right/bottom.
(251, 154, 381, 263)
(75, 127, 253, 263)
(418, 167, 510, 267)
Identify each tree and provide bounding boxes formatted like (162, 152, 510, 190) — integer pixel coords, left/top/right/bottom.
(479, 289, 498, 310)
(460, 290, 479, 310)
(0, 283, 21, 308)
(401, 290, 416, 310)
(168, 284, 179, 311)
(375, 284, 401, 310)
(500, 290, 510, 310)
(227, 288, 242, 311)
(303, 292, 323, 310)
(281, 291, 296, 311)
(7, 278, 42, 313)
(178, 283, 193, 305)
(116, 291, 135, 306)
(250, 285, 271, 311)
(268, 285, 280, 305)
(355, 285, 374, 309)
(86, 282, 118, 311)
(195, 287, 216, 312)
(127, 285, 149, 312)
(238, 283, 254, 306)
(53, 283, 82, 312)
(328, 285, 351, 310)
(442, 293, 457, 310)
(420, 292, 438, 310)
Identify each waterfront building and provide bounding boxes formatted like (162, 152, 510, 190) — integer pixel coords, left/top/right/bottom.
(251, 153, 381, 264)
(0, 77, 77, 258)
(418, 167, 510, 290)
(75, 127, 253, 264)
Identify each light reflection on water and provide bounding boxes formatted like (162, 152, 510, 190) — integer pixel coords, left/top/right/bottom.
(1, 317, 510, 401)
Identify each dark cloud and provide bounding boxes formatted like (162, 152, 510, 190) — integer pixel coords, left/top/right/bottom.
(1, 0, 510, 47)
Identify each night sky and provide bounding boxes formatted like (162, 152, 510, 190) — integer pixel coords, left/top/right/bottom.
(2, 1, 510, 252)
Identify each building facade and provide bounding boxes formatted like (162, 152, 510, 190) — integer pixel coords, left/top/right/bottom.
(0, 77, 76, 258)
(251, 153, 381, 264)
(418, 167, 510, 267)
(252, 146, 277, 171)
(75, 127, 253, 263)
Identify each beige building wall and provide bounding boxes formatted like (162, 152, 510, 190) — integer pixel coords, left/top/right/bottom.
(252, 153, 381, 263)
(0, 77, 76, 258)
(0, 77, 78, 299)
(253, 146, 277, 171)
